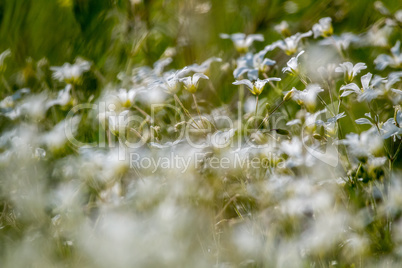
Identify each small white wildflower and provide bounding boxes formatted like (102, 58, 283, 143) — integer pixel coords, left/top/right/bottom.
(374, 40, 402, 70)
(46, 84, 73, 109)
(183, 57, 222, 75)
(153, 57, 173, 76)
(381, 117, 402, 140)
(233, 77, 281, 96)
(282, 50, 304, 75)
(116, 88, 136, 108)
(41, 116, 81, 151)
(319, 33, 360, 51)
(274, 21, 291, 37)
(312, 17, 333, 38)
(233, 51, 276, 80)
(179, 73, 209, 93)
(285, 84, 324, 110)
(152, 67, 187, 95)
(335, 62, 367, 83)
(220, 33, 264, 53)
(340, 72, 382, 102)
(50, 58, 91, 84)
(339, 128, 383, 160)
(266, 31, 312, 55)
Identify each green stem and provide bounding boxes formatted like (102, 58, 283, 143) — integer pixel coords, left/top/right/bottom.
(173, 94, 201, 129)
(193, 93, 206, 129)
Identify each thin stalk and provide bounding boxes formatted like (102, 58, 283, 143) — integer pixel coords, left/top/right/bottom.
(1, 74, 12, 93)
(258, 99, 286, 129)
(133, 104, 150, 120)
(173, 94, 201, 129)
(255, 95, 259, 128)
(193, 93, 206, 129)
(298, 74, 308, 86)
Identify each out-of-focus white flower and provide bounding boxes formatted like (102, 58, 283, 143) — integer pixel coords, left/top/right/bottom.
(395, 10, 402, 23)
(266, 31, 312, 55)
(302, 212, 347, 255)
(151, 68, 187, 95)
(274, 21, 291, 36)
(233, 51, 276, 80)
(41, 116, 81, 151)
(340, 72, 382, 102)
(285, 84, 324, 110)
(381, 115, 402, 140)
(220, 33, 264, 53)
(116, 88, 136, 108)
(0, 88, 30, 118)
(280, 137, 316, 167)
(136, 86, 168, 105)
(233, 77, 281, 96)
(153, 57, 172, 76)
(312, 17, 333, 38)
(183, 57, 222, 75)
(20, 92, 48, 120)
(179, 73, 209, 93)
(282, 50, 304, 75)
(335, 62, 367, 83)
(339, 128, 383, 159)
(50, 58, 91, 84)
(46, 84, 73, 109)
(364, 25, 392, 47)
(319, 33, 360, 51)
(374, 40, 402, 70)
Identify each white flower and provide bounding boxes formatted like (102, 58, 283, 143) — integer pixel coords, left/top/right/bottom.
(335, 62, 367, 83)
(20, 93, 48, 120)
(374, 40, 402, 70)
(286, 84, 324, 110)
(50, 59, 91, 83)
(233, 77, 281, 96)
(274, 21, 291, 36)
(381, 113, 402, 140)
(41, 116, 81, 151)
(152, 68, 187, 95)
(220, 33, 264, 53)
(312, 17, 333, 38)
(46, 84, 73, 109)
(340, 72, 382, 102)
(179, 73, 209, 93)
(265, 31, 312, 55)
(339, 128, 383, 159)
(116, 88, 136, 108)
(233, 51, 276, 80)
(152, 57, 173, 76)
(282, 50, 304, 74)
(319, 33, 360, 51)
(183, 57, 222, 75)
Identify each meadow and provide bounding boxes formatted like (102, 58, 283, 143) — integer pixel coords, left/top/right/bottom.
(0, 0, 402, 267)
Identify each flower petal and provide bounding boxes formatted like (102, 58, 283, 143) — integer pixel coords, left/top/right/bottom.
(233, 79, 253, 90)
